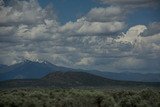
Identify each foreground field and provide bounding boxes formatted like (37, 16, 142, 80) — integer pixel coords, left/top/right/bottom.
(0, 88, 160, 107)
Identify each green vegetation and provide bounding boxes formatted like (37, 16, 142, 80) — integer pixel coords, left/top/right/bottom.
(0, 88, 160, 107)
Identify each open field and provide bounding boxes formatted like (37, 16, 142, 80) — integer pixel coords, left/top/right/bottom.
(0, 88, 160, 107)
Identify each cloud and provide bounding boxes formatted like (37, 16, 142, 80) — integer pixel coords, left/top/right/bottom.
(99, 0, 159, 8)
(0, 0, 58, 40)
(0, 0, 4, 6)
(76, 57, 95, 66)
(115, 24, 160, 46)
(0, 26, 16, 36)
(142, 22, 160, 37)
(112, 57, 146, 70)
(0, 0, 159, 73)
(116, 25, 147, 44)
(0, 0, 59, 64)
(60, 17, 126, 36)
(59, 6, 127, 36)
(86, 6, 126, 22)
(0, 0, 57, 26)
(115, 24, 160, 69)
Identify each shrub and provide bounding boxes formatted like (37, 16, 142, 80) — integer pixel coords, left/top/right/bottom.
(0, 88, 159, 107)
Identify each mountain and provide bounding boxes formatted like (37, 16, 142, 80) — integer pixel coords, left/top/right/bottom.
(86, 70, 160, 82)
(0, 60, 160, 82)
(0, 64, 7, 70)
(42, 71, 112, 87)
(0, 60, 72, 81)
(0, 71, 159, 88)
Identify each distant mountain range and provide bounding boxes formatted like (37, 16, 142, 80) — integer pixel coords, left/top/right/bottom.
(0, 64, 8, 70)
(86, 70, 160, 82)
(0, 60, 160, 82)
(0, 71, 159, 88)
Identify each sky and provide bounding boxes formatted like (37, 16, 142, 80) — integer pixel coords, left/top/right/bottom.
(0, 0, 160, 73)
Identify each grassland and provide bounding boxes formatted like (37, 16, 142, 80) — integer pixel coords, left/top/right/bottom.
(0, 88, 160, 107)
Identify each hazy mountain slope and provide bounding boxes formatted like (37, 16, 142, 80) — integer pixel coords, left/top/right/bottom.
(0, 71, 159, 88)
(86, 70, 160, 82)
(0, 64, 8, 71)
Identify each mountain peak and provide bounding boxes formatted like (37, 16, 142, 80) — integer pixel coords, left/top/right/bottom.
(20, 59, 52, 65)
(0, 59, 72, 81)
(33, 59, 48, 64)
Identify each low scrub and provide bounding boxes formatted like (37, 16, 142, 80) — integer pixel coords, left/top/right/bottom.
(0, 88, 159, 107)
